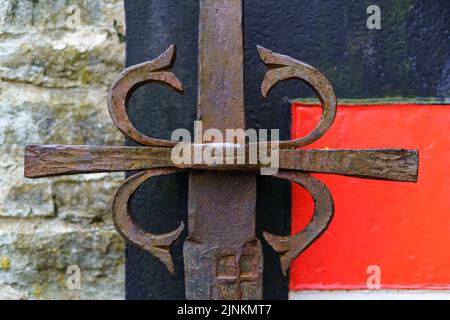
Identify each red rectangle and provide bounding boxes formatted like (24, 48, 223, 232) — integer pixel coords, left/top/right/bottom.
(290, 103, 450, 291)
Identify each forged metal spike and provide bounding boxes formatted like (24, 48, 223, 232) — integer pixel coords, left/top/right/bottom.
(112, 168, 186, 275)
(264, 171, 334, 276)
(258, 45, 337, 149)
(107, 45, 183, 147)
(148, 44, 178, 71)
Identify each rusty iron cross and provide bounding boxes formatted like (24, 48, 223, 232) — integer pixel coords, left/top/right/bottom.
(24, 0, 418, 300)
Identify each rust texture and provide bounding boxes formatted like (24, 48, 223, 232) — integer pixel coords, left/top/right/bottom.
(112, 168, 186, 274)
(185, 0, 262, 300)
(107, 45, 183, 147)
(24, 144, 173, 178)
(258, 46, 337, 149)
(279, 149, 419, 182)
(23, 0, 420, 300)
(25, 145, 418, 183)
(264, 171, 334, 276)
(185, 172, 261, 299)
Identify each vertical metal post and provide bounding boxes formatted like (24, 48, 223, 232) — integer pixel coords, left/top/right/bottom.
(184, 0, 263, 300)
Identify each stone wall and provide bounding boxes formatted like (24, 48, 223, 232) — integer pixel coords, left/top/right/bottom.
(0, 0, 126, 299)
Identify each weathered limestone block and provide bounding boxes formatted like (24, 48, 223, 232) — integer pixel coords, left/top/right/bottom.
(0, 31, 124, 88)
(0, 0, 125, 88)
(0, 285, 28, 300)
(0, 0, 126, 299)
(0, 84, 124, 219)
(52, 173, 123, 225)
(0, 219, 125, 300)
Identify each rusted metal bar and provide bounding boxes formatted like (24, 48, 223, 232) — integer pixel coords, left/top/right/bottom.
(24, 144, 172, 178)
(26, 144, 418, 183)
(184, 0, 262, 300)
(279, 149, 419, 182)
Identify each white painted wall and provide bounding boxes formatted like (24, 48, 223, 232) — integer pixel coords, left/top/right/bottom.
(290, 290, 450, 300)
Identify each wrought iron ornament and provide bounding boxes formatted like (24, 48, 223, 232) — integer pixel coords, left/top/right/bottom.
(24, 0, 418, 300)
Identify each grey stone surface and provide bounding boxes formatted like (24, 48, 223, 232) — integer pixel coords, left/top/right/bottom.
(0, 284, 28, 300)
(0, 0, 126, 299)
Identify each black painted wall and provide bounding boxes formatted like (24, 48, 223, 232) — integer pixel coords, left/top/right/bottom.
(244, 0, 449, 101)
(124, 0, 449, 300)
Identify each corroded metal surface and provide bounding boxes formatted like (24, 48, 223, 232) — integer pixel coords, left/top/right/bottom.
(112, 168, 186, 274)
(24, 144, 173, 178)
(23, 0, 420, 300)
(25, 145, 418, 183)
(185, 0, 262, 300)
(185, 171, 261, 299)
(258, 46, 337, 149)
(279, 149, 419, 182)
(264, 171, 334, 276)
(107, 45, 183, 147)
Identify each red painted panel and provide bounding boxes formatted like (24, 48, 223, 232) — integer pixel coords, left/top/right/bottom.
(290, 103, 450, 291)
